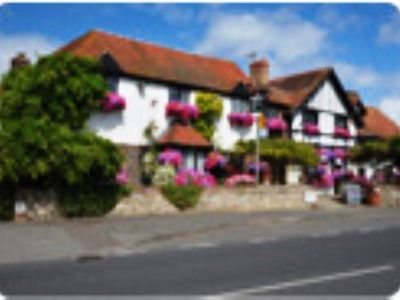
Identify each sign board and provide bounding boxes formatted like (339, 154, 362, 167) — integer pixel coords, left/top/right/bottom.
(304, 191, 318, 204)
(345, 184, 362, 205)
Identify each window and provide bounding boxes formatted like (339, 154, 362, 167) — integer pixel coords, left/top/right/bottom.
(232, 99, 250, 113)
(169, 87, 189, 103)
(302, 110, 318, 125)
(335, 115, 348, 129)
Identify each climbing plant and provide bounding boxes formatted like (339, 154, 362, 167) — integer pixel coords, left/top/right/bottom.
(192, 92, 223, 141)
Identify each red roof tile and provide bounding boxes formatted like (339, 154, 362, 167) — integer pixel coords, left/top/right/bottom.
(359, 106, 400, 139)
(266, 68, 332, 107)
(59, 30, 247, 93)
(158, 124, 211, 147)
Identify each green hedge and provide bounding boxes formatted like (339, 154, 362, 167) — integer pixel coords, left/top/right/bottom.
(160, 184, 203, 211)
(57, 183, 129, 218)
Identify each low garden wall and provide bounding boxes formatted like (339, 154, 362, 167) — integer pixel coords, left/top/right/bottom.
(110, 185, 343, 217)
(379, 185, 400, 207)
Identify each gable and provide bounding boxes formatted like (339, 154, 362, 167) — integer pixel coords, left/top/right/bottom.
(306, 79, 347, 114)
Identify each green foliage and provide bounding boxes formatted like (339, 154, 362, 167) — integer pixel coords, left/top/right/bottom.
(0, 53, 107, 129)
(152, 165, 176, 187)
(234, 138, 318, 167)
(193, 92, 223, 140)
(160, 184, 203, 210)
(57, 183, 126, 218)
(0, 53, 125, 218)
(350, 140, 389, 163)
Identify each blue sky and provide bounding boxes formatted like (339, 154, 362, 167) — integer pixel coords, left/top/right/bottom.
(0, 3, 399, 123)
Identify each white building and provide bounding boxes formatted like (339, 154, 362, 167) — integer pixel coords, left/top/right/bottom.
(59, 29, 397, 184)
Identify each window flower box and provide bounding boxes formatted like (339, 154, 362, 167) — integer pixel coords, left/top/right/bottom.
(303, 123, 320, 135)
(158, 149, 183, 167)
(165, 102, 199, 122)
(334, 127, 351, 139)
(228, 112, 254, 127)
(204, 152, 226, 171)
(267, 117, 287, 131)
(102, 92, 126, 112)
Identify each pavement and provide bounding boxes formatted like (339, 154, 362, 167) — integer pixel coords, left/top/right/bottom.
(1, 206, 400, 266)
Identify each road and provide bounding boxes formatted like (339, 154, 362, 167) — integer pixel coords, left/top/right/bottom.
(0, 225, 399, 297)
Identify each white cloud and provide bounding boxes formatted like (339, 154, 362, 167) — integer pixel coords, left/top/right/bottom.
(379, 12, 400, 45)
(194, 10, 327, 64)
(379, 97, 400, 125)
(0, 32, 59, 76)
(316, 6, 364, 32)
(334, 62, 382, 88)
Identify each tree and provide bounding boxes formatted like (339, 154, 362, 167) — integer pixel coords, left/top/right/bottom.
(388, 136, 400, 166)
(349, 140, 389, 164)
(193, 92, 223, 141)
(0, 53, 125, 218)
(0, 53, 107, 129)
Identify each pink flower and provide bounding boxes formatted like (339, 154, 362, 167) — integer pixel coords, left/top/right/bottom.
(334, 127, 351, 138)
(303, 123, 320, 135)
(267, 117, 287, 131)
(228, 112, 254, 127)
(158, 149, 183, 167)
(102, 92, 126, 112)
(116, 169, 129, 185)
(165, 102, 199, 122)
(204, 152, 226, 171)
(175, 169, 216, 187)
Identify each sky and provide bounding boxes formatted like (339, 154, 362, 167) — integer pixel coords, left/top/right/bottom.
(0, 3, 399, 124)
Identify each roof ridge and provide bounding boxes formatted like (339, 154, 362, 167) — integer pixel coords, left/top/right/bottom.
(89, 29, 243, 68)
(269, 67, 333, 83)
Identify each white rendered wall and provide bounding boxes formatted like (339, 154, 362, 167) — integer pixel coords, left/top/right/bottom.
(89, 77, 256, 150)
(291, 79, 357, 148)
(213, 97, 257, 151)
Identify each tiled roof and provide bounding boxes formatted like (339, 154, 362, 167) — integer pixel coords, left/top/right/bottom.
(266, 68, 332, 107)
(359, 106, 400, 138)
(59, 30, 247, 93)
(158, 124, 211, 147)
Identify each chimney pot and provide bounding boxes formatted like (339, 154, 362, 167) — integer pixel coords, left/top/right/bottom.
(11, 52, 30, 70)
(249, 58, 269, 89)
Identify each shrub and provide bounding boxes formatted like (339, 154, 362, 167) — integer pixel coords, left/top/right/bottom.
(160, 184, 203, 210)
(193, 92, 223, 140)
(57, 183, 127, 218)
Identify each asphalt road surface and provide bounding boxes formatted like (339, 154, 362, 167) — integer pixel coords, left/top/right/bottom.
(0, 226, 399, 298)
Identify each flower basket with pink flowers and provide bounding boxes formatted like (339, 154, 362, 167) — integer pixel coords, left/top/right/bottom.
(102, 92, 126, 112)
(334, 127, 351, 139)
(165, 102, 199, 122)
(225, 174, 256, 187)
(303, 123, 320, 135)
(228, 112, 254, 128)
(175, 169, 216, 187)
(267, 117, 287, 131)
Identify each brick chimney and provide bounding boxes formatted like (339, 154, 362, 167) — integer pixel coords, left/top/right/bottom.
(249, 59, 269, 89)
(11, 52, 30, 70)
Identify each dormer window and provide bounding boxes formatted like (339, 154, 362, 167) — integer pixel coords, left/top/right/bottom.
(169, 87, 189, 103)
